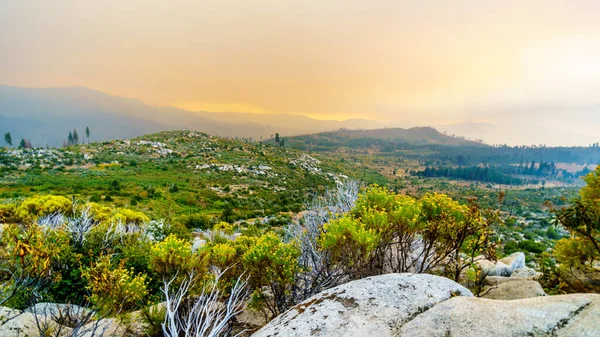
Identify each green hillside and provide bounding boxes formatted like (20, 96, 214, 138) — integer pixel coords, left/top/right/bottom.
(0, 130, 378, 224)
(268, 126, 484, 151)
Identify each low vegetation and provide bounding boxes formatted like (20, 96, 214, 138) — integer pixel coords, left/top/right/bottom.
(1, 129, 599, 336)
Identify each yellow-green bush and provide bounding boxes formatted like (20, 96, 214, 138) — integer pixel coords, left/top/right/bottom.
(318, 186, 497, 280)
(554, 237, 597, 270)
(581, 166, 600, 205)
(318, 217, 378, 277)
(86, 202, 113, 222)
(0, 223, 70, 308)
(242, 233, 300, 317)
(12, 195, 73, 222)
(550, 165, 600, 292)
(0, 203, 16, 223)
(109, 208, 150, 225)
(81, 256, 148, 316)
(149, 234, 209, 282)
(213, 221, 234, 235)
(1, 222, 69, 279)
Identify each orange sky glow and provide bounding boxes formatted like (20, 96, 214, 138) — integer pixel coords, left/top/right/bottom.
(2, 0, 600, 130)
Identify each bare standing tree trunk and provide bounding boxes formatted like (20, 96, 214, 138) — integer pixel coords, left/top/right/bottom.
(161, 269, 249, 337)
(285, 179, 360, 304)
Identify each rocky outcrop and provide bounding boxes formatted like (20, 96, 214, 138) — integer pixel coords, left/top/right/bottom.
(251, 273, 473, 337)
(252, 273, 600, 337)
(235, 307, 269, 335)
(475, 259, 512, 276)
(397, 294, 600, 337)
(0, 304, 126, 337)
(0, 307, 21, 325)
(79, 318, 124, 337)
(0, 311, 70, 337)
(499, 252, 526, 271)
(24, 303, 91, 320)
(475, 252, 526, 277)
(482, 276, 546, 300)
(511, 266, 542, 279)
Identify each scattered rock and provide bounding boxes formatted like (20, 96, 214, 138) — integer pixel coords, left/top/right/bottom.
(0, 312, 70, 337)
(475, 259, 512, 277)
(511, 266, 542, 279)
(397, 294, 600, 337)
(474, 252, 528, 277)
(234, 307, 269, 336)
(79, 318, 124, 337)
(482, 276, 546, 300)
(251, 273, 473, 337)
(499, 252, 526, 272)
(24, 303, 91, 321)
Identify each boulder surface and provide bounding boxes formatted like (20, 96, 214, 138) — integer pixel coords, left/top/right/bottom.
(252, 273, 600, 337)
(398, 294, 600, 337)
(482, 276, 546, 300)
(251, 273, 473, 337)
(499, 252, 526, 272)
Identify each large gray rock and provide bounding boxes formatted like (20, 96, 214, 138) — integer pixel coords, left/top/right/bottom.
(511, 266, 542, 279)
(397, 294, 600, 337)
(499, 252, 526, 272)
(475, 259, 512, 276)
(24, 303, 91, 321)
(0, 312, 71, 337)
(0, 307, 21, 325)
(557, 296, 600, 337)
(251, 273, 473, 337)
(482, 276, 546, 300)
(235, 307, 268, 336)
(78, 318, 123, 337)
(253, 273, 600, 337)
(474, 252, 528, 277)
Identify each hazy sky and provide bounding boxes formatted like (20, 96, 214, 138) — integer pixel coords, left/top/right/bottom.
(2, 1, 600, 131)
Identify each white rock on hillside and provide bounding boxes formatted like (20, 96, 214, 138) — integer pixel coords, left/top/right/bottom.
(251, 273, 473, 337)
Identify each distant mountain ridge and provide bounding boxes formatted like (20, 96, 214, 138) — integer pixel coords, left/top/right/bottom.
(0, 85, 385, 147)
(334, 127, 485, 146)
(266, 127, 485, 151)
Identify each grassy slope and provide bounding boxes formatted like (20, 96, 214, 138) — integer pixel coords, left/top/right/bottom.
(0, 130, 383, 221)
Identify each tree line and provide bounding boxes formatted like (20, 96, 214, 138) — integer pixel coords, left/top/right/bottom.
(2, 127, 91, 149)
(412, 161, 561, 185)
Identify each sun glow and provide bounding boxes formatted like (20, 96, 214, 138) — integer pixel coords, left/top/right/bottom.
(522, 36, 600, 83)
(173, 102, 270, 114)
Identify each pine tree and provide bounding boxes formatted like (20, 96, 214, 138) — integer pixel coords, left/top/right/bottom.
(85, 126, 90, 143)
(4, 132, 11, 146)
(275, 133, 280, 144)
(73, 129, 79, 145)
(19, 138, 26, 149)
(68, 132, 74, 146)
